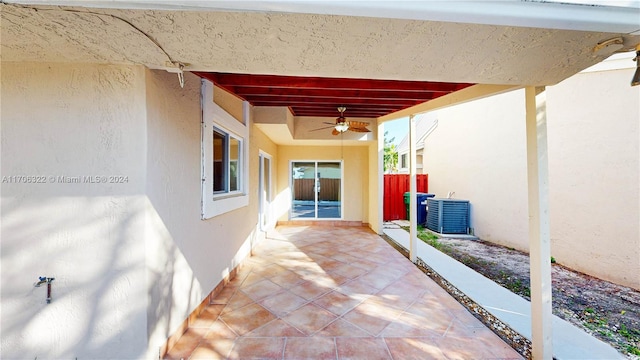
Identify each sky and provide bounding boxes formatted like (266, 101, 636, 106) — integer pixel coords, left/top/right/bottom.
(382, 117, 409, 146)
(544, 0, 639, 6)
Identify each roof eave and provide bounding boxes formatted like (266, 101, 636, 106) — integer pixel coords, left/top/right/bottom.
(7, 0, 640, 35)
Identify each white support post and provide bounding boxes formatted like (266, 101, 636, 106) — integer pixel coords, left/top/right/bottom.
(525, 86, 553, 359)
(409, 114, 418, 262)
(376, 121, 385, 234)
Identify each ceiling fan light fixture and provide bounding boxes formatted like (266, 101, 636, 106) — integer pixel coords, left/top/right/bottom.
(334, 106, 349, 132)
(335, 122, 349, 133)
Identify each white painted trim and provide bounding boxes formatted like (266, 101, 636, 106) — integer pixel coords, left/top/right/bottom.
(376, 122, 384, 234)
(417, 119, 439, 144)
(379, 84, 521, 123)
(340, 160, 344, 222)
(409, 114, 418, 263)
(525, 86, 553, 359)
(12, 1, 640, 33)
(201, 79, 249, 219)
(258, 150, 275, 231)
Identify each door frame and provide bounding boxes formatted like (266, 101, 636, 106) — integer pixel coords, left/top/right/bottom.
(258, 150, 274, 231)
(289, 159, 344, 220)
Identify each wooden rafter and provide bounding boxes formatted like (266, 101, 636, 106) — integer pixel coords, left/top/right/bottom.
(195, 72, 474, 118)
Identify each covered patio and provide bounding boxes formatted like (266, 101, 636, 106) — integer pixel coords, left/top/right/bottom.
(2, 1, 639, 359)
(165, 226, 521, 359)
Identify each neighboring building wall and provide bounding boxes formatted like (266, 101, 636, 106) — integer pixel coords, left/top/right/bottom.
(396, 113, 437, 175)
(423, 90, 530, 251)
(546, 68, 640, 290)
(423, 67, 639, 290)
(144, 70, 278, 356)
(1, 62, 149, 358)
(276, 145, 369, 223)
(397, 149, 424, 174)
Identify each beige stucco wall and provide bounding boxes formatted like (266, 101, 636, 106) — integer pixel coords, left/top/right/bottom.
(423, 89, 530, 251)
(213, 84, 245, 123)
(251, 116, 280, 229)
(1, 62, 148, 358)
(0, 63, 279, 359)
(546, 68, 640, 290)
(276, 145, 369, 223)
(368, 141, 382, 233)
(144, 70, 278, 356)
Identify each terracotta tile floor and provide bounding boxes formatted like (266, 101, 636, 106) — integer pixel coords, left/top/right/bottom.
(165, 226, 523, 360)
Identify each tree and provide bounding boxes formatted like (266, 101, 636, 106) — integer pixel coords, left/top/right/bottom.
(383, 131, 398, 173)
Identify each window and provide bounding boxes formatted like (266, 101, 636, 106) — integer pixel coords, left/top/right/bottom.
(201, 79, 249, 219)
(401, 154, 407, 169)
(213, 128, 242, 194)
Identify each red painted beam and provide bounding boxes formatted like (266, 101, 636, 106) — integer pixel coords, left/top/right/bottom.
(292, 108, 384, 116)
(227, 86, 447, 100)
(247, 96, 420, 106)
(286, 104, 400, 112)
(193, 71, 475, 119)
(198, 72, 473, 92)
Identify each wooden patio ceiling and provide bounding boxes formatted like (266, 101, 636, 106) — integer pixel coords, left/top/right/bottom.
(196, 72, 474, 118)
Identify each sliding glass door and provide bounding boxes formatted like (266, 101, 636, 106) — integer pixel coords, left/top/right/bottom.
(291, 161, 342, 219)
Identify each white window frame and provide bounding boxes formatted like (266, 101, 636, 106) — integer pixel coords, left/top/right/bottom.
(201, 79, 250, 219)
(400, 153, 408, 169)
(212, 126, 243, 195)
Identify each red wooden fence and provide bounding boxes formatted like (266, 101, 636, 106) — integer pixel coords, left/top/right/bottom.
(383, 174, 429, 221)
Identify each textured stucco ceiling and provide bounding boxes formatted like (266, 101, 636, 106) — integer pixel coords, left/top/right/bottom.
(2, 3, 638, 86)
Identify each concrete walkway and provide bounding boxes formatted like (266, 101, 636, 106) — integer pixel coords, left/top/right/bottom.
(383, 226, 624, 360)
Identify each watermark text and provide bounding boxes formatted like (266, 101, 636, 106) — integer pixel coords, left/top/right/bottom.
(2, 175, 129, 184)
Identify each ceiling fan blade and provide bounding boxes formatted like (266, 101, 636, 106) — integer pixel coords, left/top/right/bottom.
(323, 122, 337, 125)
(309, 125, 336, 132)
(348, 121, 369, 127)
(348, 126, 371, 133)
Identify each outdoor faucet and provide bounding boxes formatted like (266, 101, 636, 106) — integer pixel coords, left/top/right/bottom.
(34, 277, 55, 303)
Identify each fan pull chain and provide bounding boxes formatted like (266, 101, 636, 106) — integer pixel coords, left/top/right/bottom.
(341, 131, 344, 160)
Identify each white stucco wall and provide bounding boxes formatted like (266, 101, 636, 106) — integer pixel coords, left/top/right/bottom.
(546, 68, 640, 290)
(422, 68, 640, 290)
(1, 62, 148, 359)
(423, 90, 530, 250)
(144, 69, 277, 356)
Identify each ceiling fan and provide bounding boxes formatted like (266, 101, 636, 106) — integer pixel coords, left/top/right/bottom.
(311, 106, 371, 135)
